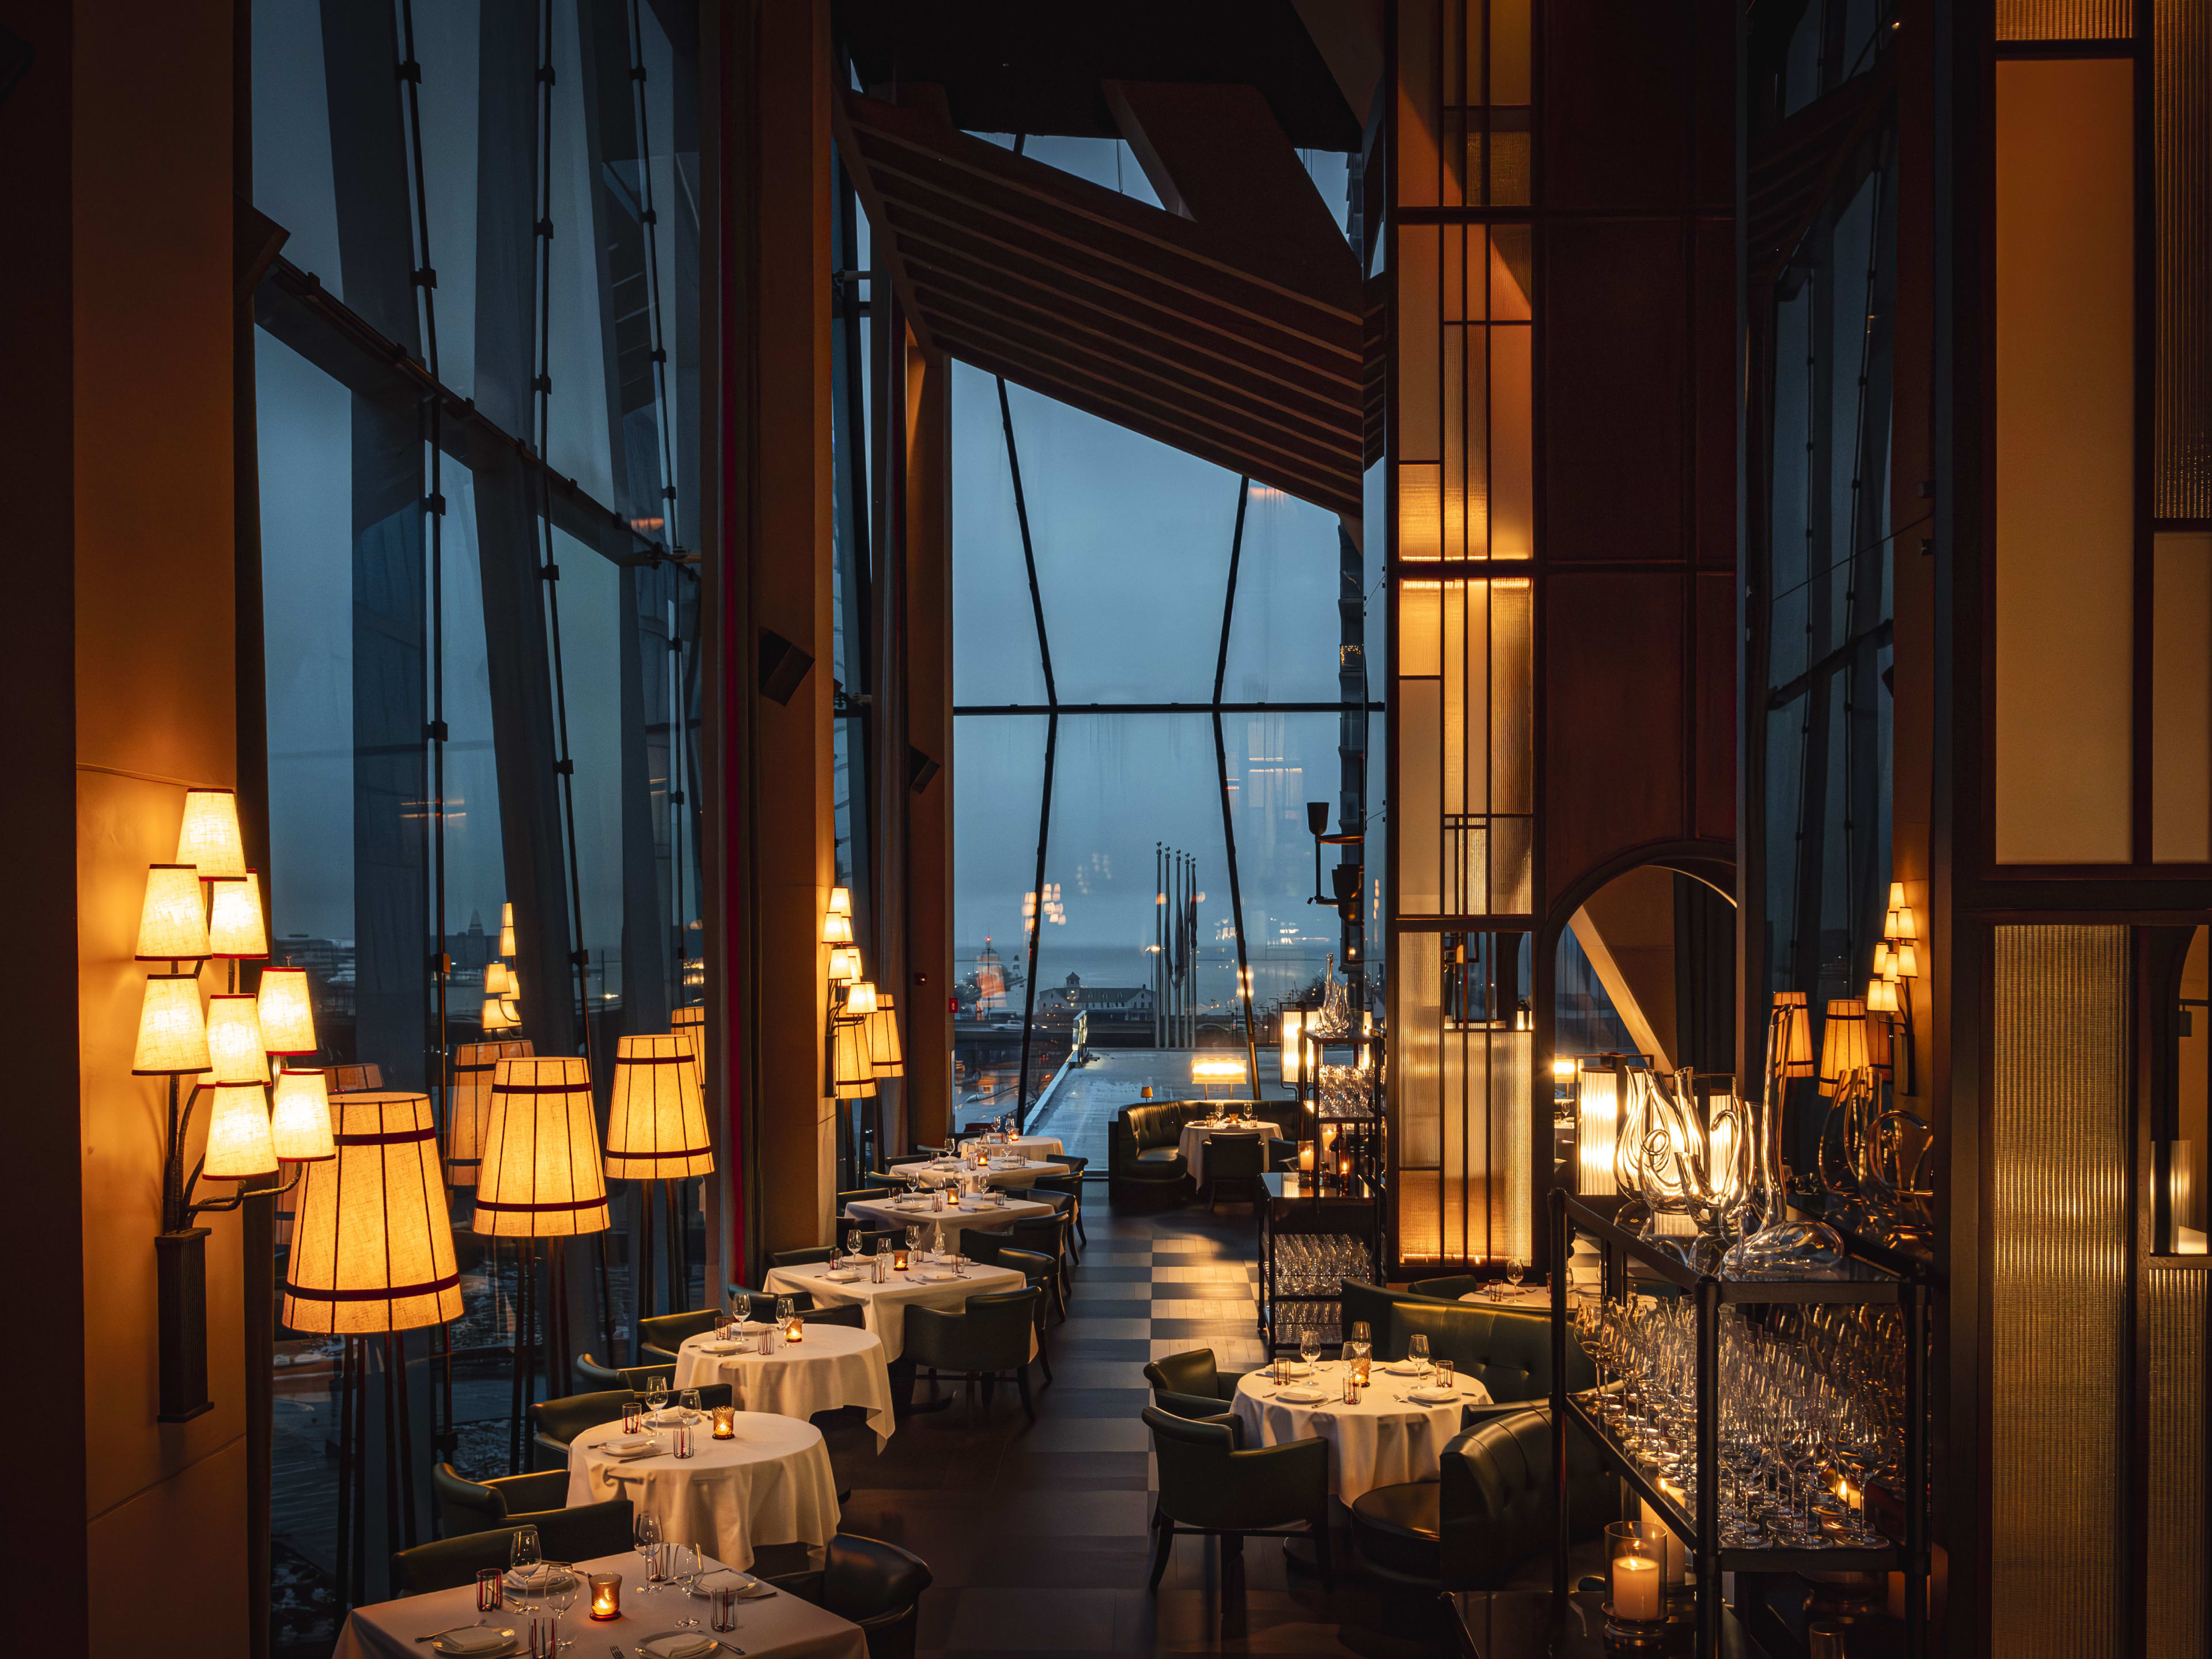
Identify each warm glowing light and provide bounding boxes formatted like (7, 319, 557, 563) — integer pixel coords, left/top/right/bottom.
(135, 864, 210, 961)
(446, 1039, 532, 1184)
(831, 1018, 877, 1100)
(821, 912, 854, 945)
(1575, 1063, 1620, 1196)
(1191, 1056, 1248, 1083)
(672, 1004, 706, 1088)
(1772, 991, 1816, 1078)
(1871, 940, 1889, 977)
(203, 1082, 278, 1179)
(283, 1092, 465, 1332)
(605, 1034, 714, 1180)
(1551, 1056, 1576, 1081)
(484, 961, 514, 997)
(1866, 977, 1898, 1014)
(1888, 881, 1907, 910)
(827, 887, 851, 918)
(132, 974, 210, 1075)
(1818, 998, 1871, 1095)
(828, 945, 862, 983)
(1892, 940, 1920, 979)
(476, 1058, 609, 1236)
(1890, 904, 1918, 942)
(175, 789, 247, 881)
(269, 1067, 336, 1162)
(204, 993, 268, 1084)
(1279, 1009, 1304, 1083)
(844, 980, 878, 1016)
(499, 902, 517, 957)
(866, 995, 904, 1078)
(482, 994, 522, 1032)
(256, 967, 318, 1055)
(207, 873, 269, 959)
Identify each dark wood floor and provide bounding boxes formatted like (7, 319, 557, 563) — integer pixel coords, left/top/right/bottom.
(815, 1191, 1469, 1658)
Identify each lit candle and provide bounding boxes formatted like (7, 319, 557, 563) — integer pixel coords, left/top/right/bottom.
(1643, 1486, 1687, 1584)
(893, 1247, 909, 1270)
(712, 1404, 736, 1440)
(1612, 1552, 1662, 1621)
(589, 1573, 622, 1620)
(785, 1319, 804, 1343)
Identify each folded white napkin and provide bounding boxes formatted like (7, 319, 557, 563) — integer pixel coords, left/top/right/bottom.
(917, 1268, 960, 1281)
(822, 1268, 863, 1282)
(694, 1569, 775, 1600)
(427, 1626, 516, 1655)
(1274, 1386, 1327, 1404)
(1410, 1386, 1461, 1405)
(639, 1635, 721, 1659)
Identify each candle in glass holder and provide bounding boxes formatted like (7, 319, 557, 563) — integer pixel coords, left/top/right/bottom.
(1607, 1522, 1664, 1622)
(588, 1574, 622, 1620)
(785, 1317, 804, 1343)
(712, 1404, 736, 1439)
(892, 1245, 909, 1270)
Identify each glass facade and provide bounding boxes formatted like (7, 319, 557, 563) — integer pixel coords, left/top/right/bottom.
(252, 0, 702, 1630)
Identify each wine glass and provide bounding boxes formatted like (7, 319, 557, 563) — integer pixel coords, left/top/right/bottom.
(775, 1294, 796, 1327)
(670, 1542, 704, 1625)
(509, 1523, 543, 1582)
(907, 1224, 923, 1261)
(634, 1510, 664, 1592)
(543, 1562, 578, 1650)
(643, 1376, 669, 1421)
(681, 1387, 702, 1422)
(1506, 1257, 1526, 1296)
(1408, 1332, 1431, 1382)
(1299, 1330, 1321, 1373)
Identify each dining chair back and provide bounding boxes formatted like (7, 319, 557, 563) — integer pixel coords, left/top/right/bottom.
(772, 1245, 838, 1268)
(429, 1463, 569, 1536)
(801, 1301, 866, 1330)
(389, 1499, 634, 1594)
(527, 1388, 633, 1468)
(902, 1287, 1041, 1422)
(820, 1532, 933, 1659)
(1141, 1406, 1331, 1591)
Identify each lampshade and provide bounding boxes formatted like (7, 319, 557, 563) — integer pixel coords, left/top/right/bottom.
(481, 994, 521, 1032)
(1888, 881, 1907, 910)
(204, 993, 268, 1084)
(256, 967, 319, 1055)
(207, 872, 269, 959)
(1866, 976, 1899, 1014)
(268, 1066, 336, 1162)
(828, 945, 862, 983)
(1892, 940, 1919, 979)
(1871, 940, 1889, 977)
(605, 1034, 715, 1179)
(175, 788, 247, 881)
(331, 1062, 385, 1093)
(499, 902, 517, 957)
(202, 1082, 278, 1179)
(1771, 991, 1816, 1078)
(1279, 1009, 1304, 1083)
(1891, 903, 1918, 942)
(1818, 998, 1870, 1095)
(828, 886, 852, 918)
(484, 961, 514, 997)
(445, 1039, 533, 1185)
(844, 980, 878, 1016)
(672, 1004, 706, 1088)
(136, 863, 210, 961)
(866, 997, 904, 1078)
(1191, 1055, 1247, 1084)
(831, 1018, 877, 1099)
(282, 1092, 464, 1333)
(132, 974, 210, 1075)
(821, 912, 854, 946)
(474, 1057, 609, 1236)
(1575, 1060, 1620, 1196)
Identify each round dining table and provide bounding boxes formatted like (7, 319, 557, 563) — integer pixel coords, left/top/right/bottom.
(565, 1410, 839, 1571)
(844, 1190, 1053, 1250)
(1228, 1361, 1490, 1502)
(761, 1256, 1031, 1361)
(673, 1323, 896, 1444)
(1176, 1118, 1270, 1186)
(887, 1155, 1067, 1190)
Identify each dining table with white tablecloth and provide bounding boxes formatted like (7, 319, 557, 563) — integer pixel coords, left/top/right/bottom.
(565, 1411, 840, 1571)
(1228, 1361, 1491, 1503)
(761, 1256, 1031, 1361)
(843, 1189, 1052, 1250)
(885, 1155, 1069, 1190)
(673, 1322, 896, 1444)
(1176, 1118, 1270, 1186)
(333, 1549, 868, 1659)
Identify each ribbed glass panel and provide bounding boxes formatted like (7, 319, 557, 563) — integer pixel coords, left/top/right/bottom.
(2146, 1266, 2209, 1659)
(1990, 924, 2128, 1658)
(2158, 0, 2212, 518)
(1997, 0, 2135, 39)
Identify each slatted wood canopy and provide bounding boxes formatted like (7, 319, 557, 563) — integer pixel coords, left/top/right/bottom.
(835, 89, 1368, 520)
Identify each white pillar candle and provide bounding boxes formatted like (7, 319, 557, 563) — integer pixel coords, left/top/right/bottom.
(1612, 1552, 1662, 1621)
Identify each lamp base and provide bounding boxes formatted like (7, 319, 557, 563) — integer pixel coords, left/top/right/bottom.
(156, 1228, 214, 1422)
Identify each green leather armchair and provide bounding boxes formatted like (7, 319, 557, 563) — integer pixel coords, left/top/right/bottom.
(390, 1499, 635, 1594)
(1408, 1274, 1486, 1301)
(1142, 1405, 1331, 1591)
(430, 1463, 570, 1537)
(1109, 1101, 1195, 1187)
(637, 1308, 721, 1362)
(725, 1282, 816, 1320)
(903, 1287, 1041, 1422)
(1336, 1280, 1594, 1422)
(527, 1388, 634, 1468)
(1143, 1347, 1255, 1424)
(1349, 1407, 1612, 1588)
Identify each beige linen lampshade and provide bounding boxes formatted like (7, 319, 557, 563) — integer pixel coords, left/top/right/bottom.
(1771, 991, 1816, 1078)
(828, 886, 851, 917)
(605, 1034, 715, 1180)
(269, 1067, 337, 1162)
(257, 967, 319, 1055)
(203, 1082, 278, 1179)
(207, 872, 269, 959)
(282, 1092, 464, 1333)
(866, 995, 904, 1078)
(828, 945, 862, 983)
(481, 994, 521, 1032)
(136, 863, 211, 961)
(844, 980, 878, 1016)
(204, 993, 269, 1085)
(821, 912, 854, 946)
(133, 974, 211, 1075)
(672, 1004, 706, 1088)
(1818, 998, 1870, 1096)
(175, 788, 248, 881)
(484, 961, 515, 997)
(445, 1039, 533, 1186)
(499, 902, 517, 957)
(831, 1018, 877, 1100)
(474, 1056, 609, 1236)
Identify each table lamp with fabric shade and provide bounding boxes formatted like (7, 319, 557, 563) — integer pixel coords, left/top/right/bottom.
(474, 1056, 609, 1236)
(605, 1034, 714, 1179)
(268, 1066, 337, 1162)
(207, 872, 268, 960)
(136, 863, 210, 962)
(1817, 998, 1870, 1096)
(446, 1038, 533, 1187)
(203, 1082, 278, 1179)
(175, 787, 247, 881)
(256, 967, 319, 1056)
(283, 1091, 464, 1331)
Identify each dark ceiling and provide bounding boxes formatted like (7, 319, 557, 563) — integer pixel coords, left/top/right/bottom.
(833, 0, 1364, 151)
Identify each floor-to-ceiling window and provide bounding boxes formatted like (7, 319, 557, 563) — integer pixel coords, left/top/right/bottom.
(252, 1, 702, 1644)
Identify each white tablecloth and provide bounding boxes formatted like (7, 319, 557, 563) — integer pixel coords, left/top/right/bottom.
(955, 1133, 1064, 1159)
(673, 1324, 895, 1444)
(566, 1412, 839, 1570)
(1459, 1286, 1548, 1308)
(1229, 1362, 1489, 1503)
(763, 1258, 1029, 1360)
(888, 1156, 1069, 1190)
(844, 1192, 1051, 1247)
(1177, 1120, 1269, 1186)
(334, 1550, 868, 1659)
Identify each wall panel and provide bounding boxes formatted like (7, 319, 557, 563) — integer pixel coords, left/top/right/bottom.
(1545, 574, 1685, 886)
(2145, 1266, 2209, 1659)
